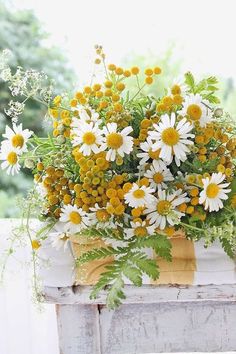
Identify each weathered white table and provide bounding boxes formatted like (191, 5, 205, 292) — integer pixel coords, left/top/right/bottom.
(44, 284, 236, 354)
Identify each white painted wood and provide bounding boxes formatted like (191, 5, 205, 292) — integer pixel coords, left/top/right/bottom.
(99, 301, 236, 353)
(43, 283, 236, 305)
(56, 304, 101, 354)
(44, 285, 236, 354)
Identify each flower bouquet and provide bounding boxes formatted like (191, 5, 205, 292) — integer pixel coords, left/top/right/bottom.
(0, 47, 235, 308)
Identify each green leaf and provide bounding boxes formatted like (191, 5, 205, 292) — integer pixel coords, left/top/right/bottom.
(195, 79, 207, 93)
(123, 265, 142, 286)
(106, 277, 126, 309)
(184, 72, 195, 90)
(132, 255, 160, 280)
(220, 237, 235, 259)
(206, 76, 218, 85)
(135, 234, 172, 261)
(207, 85, 218, 91)
(76, 246, 116, 266)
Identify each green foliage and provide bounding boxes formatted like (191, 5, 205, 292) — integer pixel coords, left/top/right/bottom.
(184, 72, 195, 90)
(220, 237, 235, 259)
(76, 230, 172, 309)
(0, 2, 76, 217)
(184, 72, 220, 104)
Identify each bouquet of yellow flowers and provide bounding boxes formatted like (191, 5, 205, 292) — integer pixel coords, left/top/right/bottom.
(0, 47, 235, 308)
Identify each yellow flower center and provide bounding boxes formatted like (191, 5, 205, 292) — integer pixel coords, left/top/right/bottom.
(133, 189, 145, 199)
(157, 200, 171, 215)
(7, 152, 18, 165)
(153, 172, 164, 184)
(12, 134, 24, 148)
(96, 209, 110, 221)
(134, 226, 147, 237)
(171, 84, 181, 95)
(206, 183, 220, 198)
(69, 211, 82, 224)
(82, 132, 96, 145)
(187, 104, 202, 121)
(161, 127, 180, 146)
(148, 148, 160, 159)
(106, 133, 123, 149)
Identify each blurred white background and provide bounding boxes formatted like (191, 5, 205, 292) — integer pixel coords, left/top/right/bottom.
(11, 0, 236, 84)
(1, 1, 236, 353)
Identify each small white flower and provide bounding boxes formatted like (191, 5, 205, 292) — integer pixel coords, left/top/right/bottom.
(148, 112, 194, 166)
(144, 188, 189, 230)
(137, 137, 167, 167)
(124, 183, 156, 208)
(125, 220, 156, 238)
(71, 121, 104, 156)
(180, 93, 213, 127)
(2, 123, 32, 152)
(144, 161, 174, 190)
(0, 144, 21, 175)
(50, 222, 70, 251)
(78, 108, 101, 124)
(101, 122, 133, 161)
(59, 204, 88, 234)
(199, 172, 231, 212)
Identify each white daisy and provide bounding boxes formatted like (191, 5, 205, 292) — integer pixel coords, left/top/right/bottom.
(101, 122, 133, 161)
(144, 188, 190, 230)
(124, 183, 156, 208)
(76, 107, 102, 124)
(71, 121, 104, 156)
(0, 144, 21, 175)
(125, 220, 156, 238)
(59, 204, 88, 234)
(137, 137, 167, 167)
(148, 112, 194, 166)
(180, 93, 213, 127)
(144, 160, 174, 190)
(89, 203, 115, 228)
(2, 123, 32, 152)
(199, 172, 231, 212)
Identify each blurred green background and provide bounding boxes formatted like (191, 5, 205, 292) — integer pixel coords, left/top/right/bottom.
(0, 2, 235, 217)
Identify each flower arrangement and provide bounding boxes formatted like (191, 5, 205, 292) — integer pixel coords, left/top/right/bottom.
(0, 47, 236, 308)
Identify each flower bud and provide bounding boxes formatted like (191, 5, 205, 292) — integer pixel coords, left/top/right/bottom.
(214, 108, 223, 117)
(24, 159, 35, 169)
(56, 135, 66, 144)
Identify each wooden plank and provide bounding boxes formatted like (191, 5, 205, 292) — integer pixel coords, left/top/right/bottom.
(56, 304, 101, 354)
(99, 301, 236, 353)
(43, 284, 236, 305)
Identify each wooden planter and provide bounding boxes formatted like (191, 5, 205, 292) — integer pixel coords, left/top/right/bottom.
(38, 229, 236, 353)
(3, 220, 235, 354)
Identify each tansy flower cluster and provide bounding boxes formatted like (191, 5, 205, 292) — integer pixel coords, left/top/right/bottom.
(1, 47, 236, 307)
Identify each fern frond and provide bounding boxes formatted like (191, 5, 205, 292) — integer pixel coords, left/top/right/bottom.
(123, 265, 142, 286)
(130, 252, 160, 280)
(76, 246, 116, 265)
(220, 237, 235, 259)
(106, 277, 125, 309)
(135, 234, 172, 261)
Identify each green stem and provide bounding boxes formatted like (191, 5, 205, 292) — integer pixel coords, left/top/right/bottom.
(180, 222, 203, 232)
(130, 83, 146, 101)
